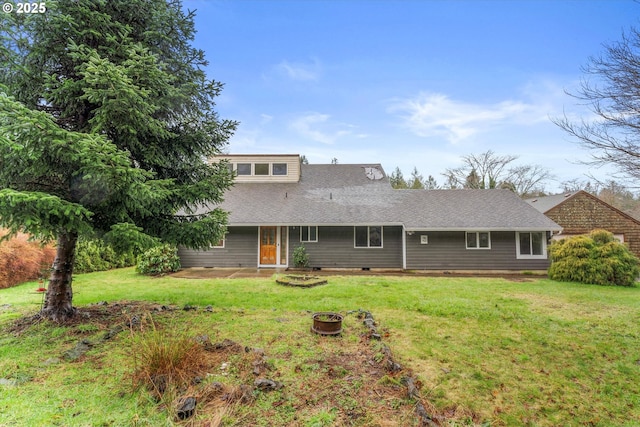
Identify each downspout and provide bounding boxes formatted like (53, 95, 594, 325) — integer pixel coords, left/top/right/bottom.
(402, 224, 407, 270)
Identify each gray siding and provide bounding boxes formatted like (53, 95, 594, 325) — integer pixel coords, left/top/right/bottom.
(405, 231, 550, 270)
(289, 226, 403, 269)
(178, 227, 258, 267)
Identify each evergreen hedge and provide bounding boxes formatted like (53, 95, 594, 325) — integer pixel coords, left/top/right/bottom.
(548, 229, 640, 286)
(74, 239, 136, 273)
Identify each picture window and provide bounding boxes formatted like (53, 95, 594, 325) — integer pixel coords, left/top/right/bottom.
(355, 226, 383, 248)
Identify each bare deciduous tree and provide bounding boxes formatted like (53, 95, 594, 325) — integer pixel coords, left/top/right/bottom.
(553, 27, 640, 184)
(443, 150, 552, 197)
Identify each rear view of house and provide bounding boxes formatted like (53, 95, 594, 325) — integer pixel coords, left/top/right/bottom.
(178, 154, 561, 272)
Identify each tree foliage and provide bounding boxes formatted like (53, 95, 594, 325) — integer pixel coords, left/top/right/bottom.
(548, 230, 640, 287)
(389, 166, 439, 189)
(0, 0, 236, 320)
(136, 244, 181, 276)
(553, 27, 640, 183)
(443, 150, 551, 196)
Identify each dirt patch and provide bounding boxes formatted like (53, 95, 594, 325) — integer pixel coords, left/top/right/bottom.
(7, 301, 170, 335)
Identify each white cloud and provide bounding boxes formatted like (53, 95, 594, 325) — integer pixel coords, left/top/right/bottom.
(289, 112, 353, 145)
(260, 113, 273, 124)
(275, 58, 321, 81)
(389, 92, 553, 144)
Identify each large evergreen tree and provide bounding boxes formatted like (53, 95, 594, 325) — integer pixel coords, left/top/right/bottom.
(0, 0, 236, 320)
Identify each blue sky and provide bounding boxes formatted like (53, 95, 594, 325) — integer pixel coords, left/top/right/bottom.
(182, 0, 639, 192)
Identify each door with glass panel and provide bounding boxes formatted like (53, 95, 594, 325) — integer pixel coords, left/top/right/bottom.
(259, 226, 288, 266)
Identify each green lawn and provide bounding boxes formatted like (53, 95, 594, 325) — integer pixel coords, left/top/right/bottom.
(1, 268, 639, 426)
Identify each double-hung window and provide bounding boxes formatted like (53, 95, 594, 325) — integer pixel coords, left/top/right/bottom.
(354, 226, 383, 248)
(300, 226, 318, 242)
(517, 232, 546, 259)
(466, 231, 491, 249)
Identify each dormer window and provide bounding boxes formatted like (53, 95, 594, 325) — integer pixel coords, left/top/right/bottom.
(237, 163, 251, 175)
(272, 163, 287, 175)
(255, 163, 269, 175)
(216, 155, 299, 183)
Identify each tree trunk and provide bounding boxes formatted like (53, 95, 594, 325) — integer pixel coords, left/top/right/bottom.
(41, 232, 78, 321)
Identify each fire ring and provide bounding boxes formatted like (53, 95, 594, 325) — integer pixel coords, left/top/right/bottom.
(311, 312, 343, 335)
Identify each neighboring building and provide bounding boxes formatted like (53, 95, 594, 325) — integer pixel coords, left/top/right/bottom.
(178, 154, 562, 272)
(526, 190, 640, 258)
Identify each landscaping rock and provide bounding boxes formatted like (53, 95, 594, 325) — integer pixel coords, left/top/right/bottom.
(0, 378, 16, 387)
(254, 378, 283, 391)
(402, 376, 420, 400)
(415, 402, 438, 427)
(42, 357, 61, 366)
(127, 315, 140, 327)
(195, 334, 213, 351)
(176, 396, 196, 420)
(62, 339, 93, 361)
(211, 338, 242, 351)
(102, 324, 125, 341)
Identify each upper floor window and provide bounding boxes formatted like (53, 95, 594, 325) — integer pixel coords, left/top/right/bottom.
(272, 163, 288, 175)
(517, 232, 546, 259)
(466, 231, 491, 249)
(254, 163, 269, 175)
(355, 226, 383, 248)
(233, 162, 289, 177)
(236, 163, 251, 175)
(300, 226, 318, 242)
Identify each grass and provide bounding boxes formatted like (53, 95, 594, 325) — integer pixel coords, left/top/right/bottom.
(1, 268, 640, 426)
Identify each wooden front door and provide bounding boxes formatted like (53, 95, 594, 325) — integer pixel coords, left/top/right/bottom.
(260, 226, 277, 265)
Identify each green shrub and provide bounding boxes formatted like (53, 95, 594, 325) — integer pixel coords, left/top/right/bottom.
(549, 230, 640, 286)
(293, 245, 310, 268)
(136, 244, 181, 276)
(74, 238, 136, 273)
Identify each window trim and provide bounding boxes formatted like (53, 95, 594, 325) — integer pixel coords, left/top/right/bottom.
(354, 226, 384, 248)
(300, 226, 318, 243)
(210, 238, 225, 249)
(465, 231, 491, 250)
(516, 231, 547, 259)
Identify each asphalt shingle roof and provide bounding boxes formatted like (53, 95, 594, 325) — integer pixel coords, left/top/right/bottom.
(193, 163, 561, 231)
(525, 192, 578, 213)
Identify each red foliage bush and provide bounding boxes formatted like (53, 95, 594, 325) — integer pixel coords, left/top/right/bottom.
(0, 230, 56, 289)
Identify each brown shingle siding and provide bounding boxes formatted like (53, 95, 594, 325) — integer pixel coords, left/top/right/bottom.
(545, 191, 640, 258)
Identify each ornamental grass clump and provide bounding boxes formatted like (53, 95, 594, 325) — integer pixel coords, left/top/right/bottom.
(129, 317, 207, 401)
(549, 229, 640, 286)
